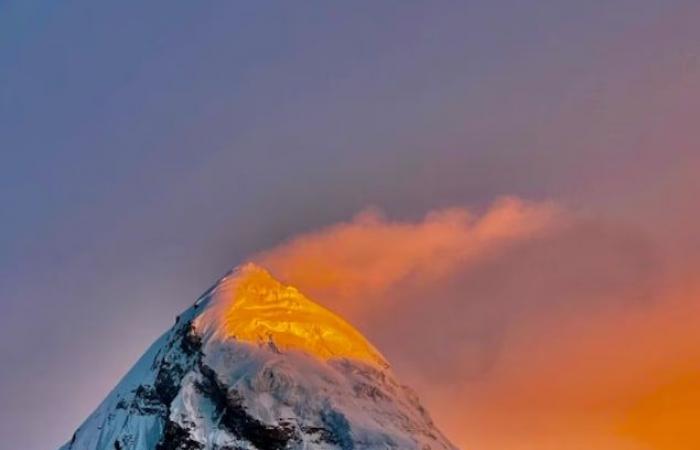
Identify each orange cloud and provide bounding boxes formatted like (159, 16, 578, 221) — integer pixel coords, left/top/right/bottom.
(253, 197, 562, 320)
(249, 197, 700, 449)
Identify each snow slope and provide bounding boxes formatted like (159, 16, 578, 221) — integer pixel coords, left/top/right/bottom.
(59, 264, 458, 450)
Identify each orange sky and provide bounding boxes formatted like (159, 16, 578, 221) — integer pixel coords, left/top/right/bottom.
(253, 198, 700, 449)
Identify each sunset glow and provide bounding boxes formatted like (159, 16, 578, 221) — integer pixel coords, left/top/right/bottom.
(252, 201, 700, 450)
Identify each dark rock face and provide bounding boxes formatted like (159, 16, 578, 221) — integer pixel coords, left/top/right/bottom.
(320, 410, 354, 450)
(152, 324, 204, 450)
(130, 385, 169, 416)
(155, 421, 203, 450)
(156, 325, 204, 403)
(196, 364, 297, 450)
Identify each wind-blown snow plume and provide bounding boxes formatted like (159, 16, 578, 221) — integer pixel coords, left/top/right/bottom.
(254, 197, 562, 319)
(250, 197, 697, 449)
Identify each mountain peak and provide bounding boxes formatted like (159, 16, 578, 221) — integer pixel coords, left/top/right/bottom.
(194, 263, 388, 367)
(60, 262, 457, 450)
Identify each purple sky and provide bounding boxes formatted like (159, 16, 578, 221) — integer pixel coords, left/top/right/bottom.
(1, 2, 700, 449)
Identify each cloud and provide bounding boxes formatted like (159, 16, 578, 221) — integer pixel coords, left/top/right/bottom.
(253, 197, 562, 319)
(249, 197, 696, 449)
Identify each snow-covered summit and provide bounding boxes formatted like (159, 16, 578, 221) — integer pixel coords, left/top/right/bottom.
(59, 263, 458, 450)
(194, 263, 387, 367)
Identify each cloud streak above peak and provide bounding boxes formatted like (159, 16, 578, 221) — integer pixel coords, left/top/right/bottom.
(251, 196, 696, 449)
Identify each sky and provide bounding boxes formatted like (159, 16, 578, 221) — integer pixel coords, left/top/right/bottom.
(1, 1, 700, 449)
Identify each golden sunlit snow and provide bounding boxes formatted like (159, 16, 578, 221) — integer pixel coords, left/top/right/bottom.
(194, 263, 388, 367)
